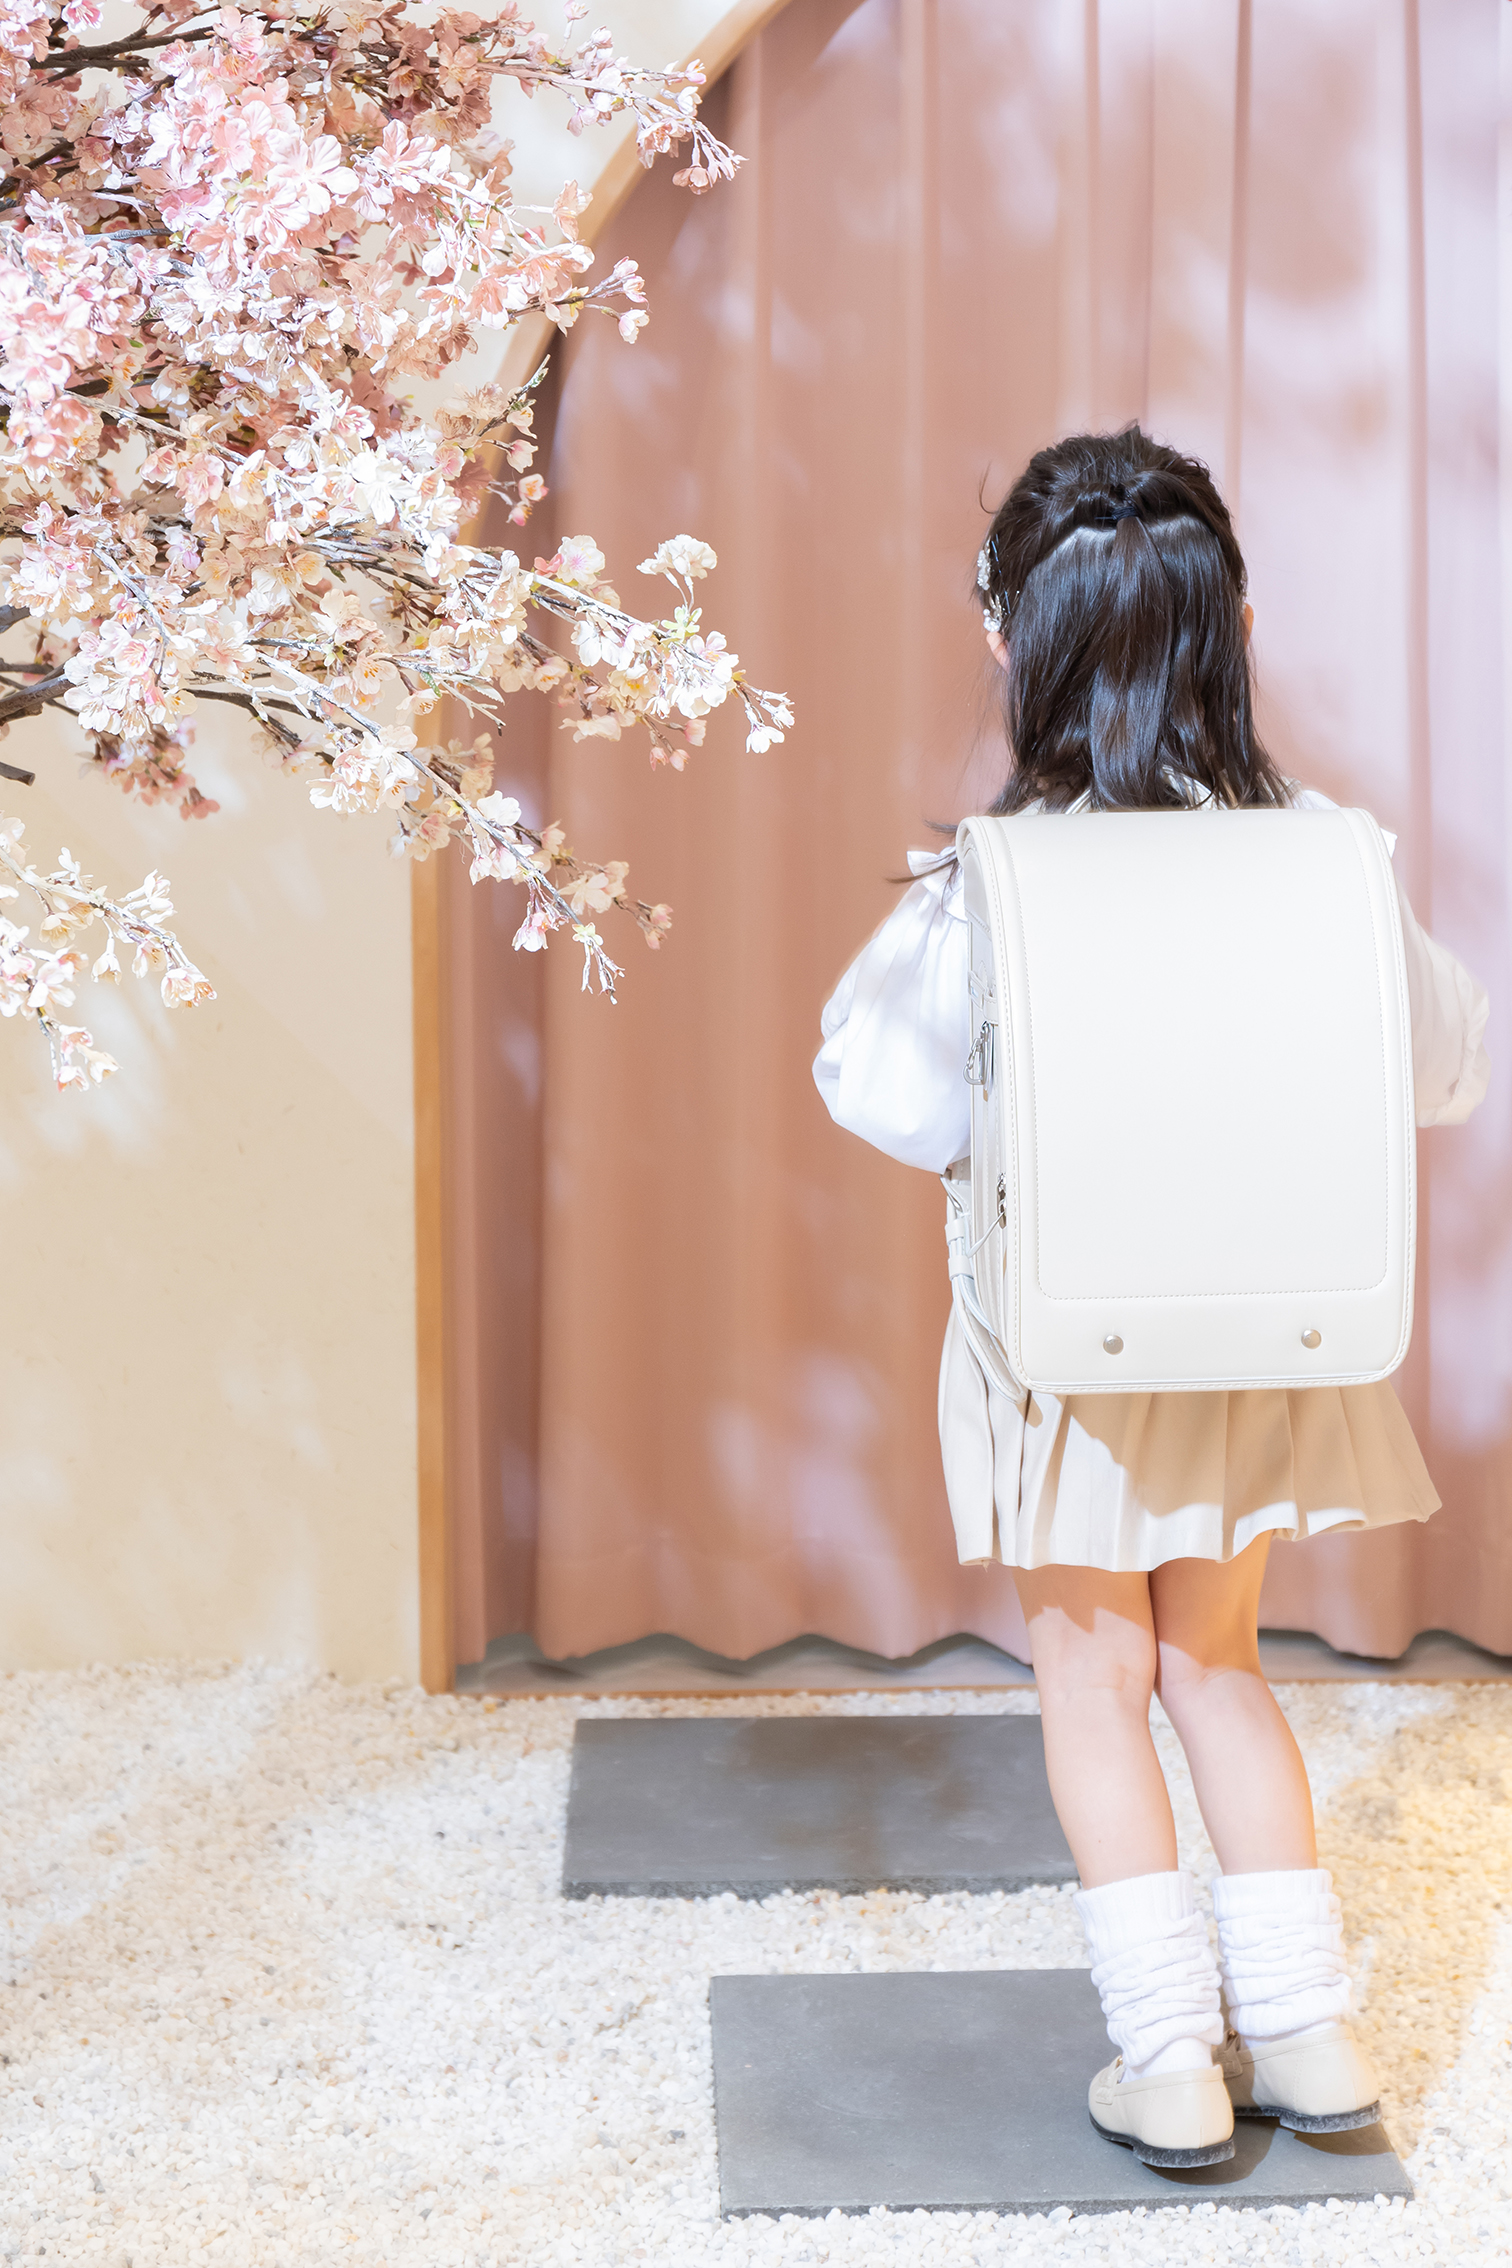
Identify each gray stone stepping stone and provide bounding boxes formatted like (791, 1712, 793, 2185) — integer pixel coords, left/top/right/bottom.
(562, 1715, 1075, 1898)
(710, 1971, 1412, 2217)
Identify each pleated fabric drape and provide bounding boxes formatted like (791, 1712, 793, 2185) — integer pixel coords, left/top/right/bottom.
(442, 0, 1510, 1667)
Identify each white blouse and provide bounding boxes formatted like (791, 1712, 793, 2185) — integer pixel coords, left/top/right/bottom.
(814, 793, 1491, 1171)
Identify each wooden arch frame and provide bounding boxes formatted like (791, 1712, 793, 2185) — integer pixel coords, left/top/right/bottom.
(412, 0, 796, 1691)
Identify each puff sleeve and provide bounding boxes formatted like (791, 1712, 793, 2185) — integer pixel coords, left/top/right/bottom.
(812, 848, 972, 1171)
(1395, 876, 1491, 1127)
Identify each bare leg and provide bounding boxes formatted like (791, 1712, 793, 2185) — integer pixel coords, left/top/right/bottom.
(1149, 1536, 1316, 1874)
(1012, 1565, 1175, 1887)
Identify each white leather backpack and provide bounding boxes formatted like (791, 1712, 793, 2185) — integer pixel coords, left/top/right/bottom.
(952, 806, 1416, 1395)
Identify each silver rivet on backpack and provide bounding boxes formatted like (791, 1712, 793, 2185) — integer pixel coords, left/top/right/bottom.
(1301, 1328, 1322, 1349)
(1102, 1334, 1123, 1355)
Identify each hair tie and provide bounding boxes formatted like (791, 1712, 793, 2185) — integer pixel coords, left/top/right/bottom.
(1109, 502, 1141, 523)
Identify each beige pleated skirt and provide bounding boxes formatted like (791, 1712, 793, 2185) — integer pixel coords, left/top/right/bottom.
(938, 1302, 1440, 1571)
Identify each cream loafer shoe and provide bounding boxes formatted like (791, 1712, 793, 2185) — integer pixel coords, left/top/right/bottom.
(1087, 2056, 1235, 2169)
(1220, 2022, 1381, 2134)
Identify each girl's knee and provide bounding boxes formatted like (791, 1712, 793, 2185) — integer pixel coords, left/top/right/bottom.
(1152, 1645, 1217, 1716)
(1154, 1641, 1265, 1728)
(1032, 1615, 1159, 1716)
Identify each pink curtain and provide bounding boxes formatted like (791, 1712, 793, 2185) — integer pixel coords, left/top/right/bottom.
(443, 0, 1510, 1667)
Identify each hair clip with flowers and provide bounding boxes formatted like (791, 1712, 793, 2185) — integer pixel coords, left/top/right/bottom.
(977, 544, 1008, 633)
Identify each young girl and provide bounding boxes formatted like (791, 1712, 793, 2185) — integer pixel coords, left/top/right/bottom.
(814, 427, 1491, 2169)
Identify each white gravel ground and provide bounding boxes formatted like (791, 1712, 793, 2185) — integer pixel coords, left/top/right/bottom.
(1, 1665, 1510, 2267)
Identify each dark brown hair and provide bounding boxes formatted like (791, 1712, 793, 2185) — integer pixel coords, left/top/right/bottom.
(979, 425, 1290, 812)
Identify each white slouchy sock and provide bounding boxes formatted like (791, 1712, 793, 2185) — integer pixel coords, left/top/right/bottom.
(1211, 1868, 1352, 2042)
(1074, 1869, 1224, 2079)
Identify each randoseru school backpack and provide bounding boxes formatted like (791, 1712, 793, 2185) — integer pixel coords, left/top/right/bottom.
(950, 806, 1415, 1396)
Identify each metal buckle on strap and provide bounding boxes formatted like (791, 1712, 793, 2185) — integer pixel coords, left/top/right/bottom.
(964, 1173, 1007, 1257)
(964, 1020, 994, 1087)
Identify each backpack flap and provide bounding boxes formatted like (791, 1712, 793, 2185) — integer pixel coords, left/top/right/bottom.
(956, 808, 1416, 1395)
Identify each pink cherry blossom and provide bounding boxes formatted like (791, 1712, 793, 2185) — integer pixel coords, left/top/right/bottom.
(0, 0, 792, 1080)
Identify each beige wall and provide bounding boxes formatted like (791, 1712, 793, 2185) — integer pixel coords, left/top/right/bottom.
(0, 710, 419, 1680)
(0, 0, 750, 1680)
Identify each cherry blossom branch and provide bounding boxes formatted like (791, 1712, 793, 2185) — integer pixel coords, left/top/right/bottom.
(0, 0, 793, 1087)
(35, 22, 218, 72)
(0, 670, 68, 723)
(0, 814, 213, 1087)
